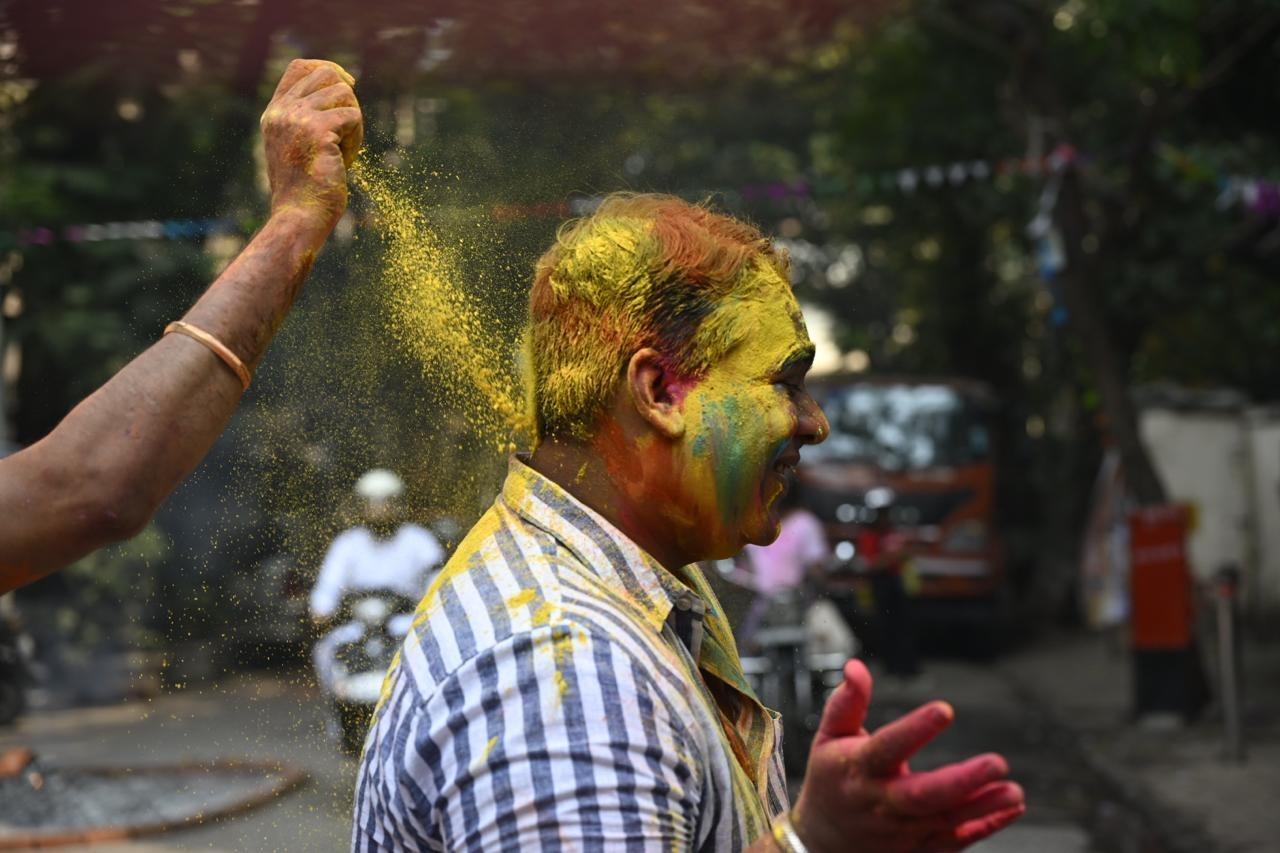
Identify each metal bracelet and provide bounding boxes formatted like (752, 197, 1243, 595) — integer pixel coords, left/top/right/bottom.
(163, 320, 251, 392)
(770, 811, 810, 853)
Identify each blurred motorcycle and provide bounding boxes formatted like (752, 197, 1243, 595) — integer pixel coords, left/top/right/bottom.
(317, 588, 417, 755)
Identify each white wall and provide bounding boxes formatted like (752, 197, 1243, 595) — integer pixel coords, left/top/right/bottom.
(1140, 410, 1250, 585)
(1246, 411, 1280, 608)
(1139, 406, 1280, 610)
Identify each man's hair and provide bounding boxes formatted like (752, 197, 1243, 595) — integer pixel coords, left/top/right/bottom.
(528, 192, 790, 440)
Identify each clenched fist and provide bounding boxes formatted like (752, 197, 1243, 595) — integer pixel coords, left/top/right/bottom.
(260, 58, 364, 234)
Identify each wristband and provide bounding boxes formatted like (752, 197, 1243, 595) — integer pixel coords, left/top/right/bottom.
(163, 321, 251, 392)
(771, 811, 809, 853)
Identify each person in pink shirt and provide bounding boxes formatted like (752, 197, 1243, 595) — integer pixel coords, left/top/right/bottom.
(740, 491, 831, 645)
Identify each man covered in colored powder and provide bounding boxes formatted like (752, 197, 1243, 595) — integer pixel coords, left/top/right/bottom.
(355, 195, 1025, 851)
(0, 59, 362, 595)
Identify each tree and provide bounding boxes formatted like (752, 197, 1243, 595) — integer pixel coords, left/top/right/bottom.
(888, 0, 1280, 505)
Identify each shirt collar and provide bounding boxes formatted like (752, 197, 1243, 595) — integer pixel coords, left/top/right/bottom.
(501, 454, 697, 634)
(501, 457, 773, 790)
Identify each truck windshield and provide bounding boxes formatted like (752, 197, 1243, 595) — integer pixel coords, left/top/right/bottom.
(806, 383, 992, 470)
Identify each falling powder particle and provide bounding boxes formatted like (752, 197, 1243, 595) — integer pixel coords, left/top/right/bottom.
(350, 161, 535, 452)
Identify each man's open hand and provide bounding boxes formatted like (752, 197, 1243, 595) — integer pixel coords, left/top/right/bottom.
(790, 661, 1025, 852)
(260, 58, 364, 233)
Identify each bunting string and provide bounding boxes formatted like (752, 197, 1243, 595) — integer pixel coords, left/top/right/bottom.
(5, 141, 1276, 247)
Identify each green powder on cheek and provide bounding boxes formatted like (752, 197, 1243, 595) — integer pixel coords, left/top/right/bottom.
(700, 396, 757, 527)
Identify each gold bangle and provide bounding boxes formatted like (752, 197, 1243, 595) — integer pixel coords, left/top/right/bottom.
(770, 811, 809, 853)
(163, 320, 251, 392)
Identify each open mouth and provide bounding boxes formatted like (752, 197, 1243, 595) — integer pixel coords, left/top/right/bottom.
(768, 451, 801, 495)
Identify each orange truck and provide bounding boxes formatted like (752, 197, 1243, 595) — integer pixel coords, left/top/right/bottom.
(798, 376, 1014, 638)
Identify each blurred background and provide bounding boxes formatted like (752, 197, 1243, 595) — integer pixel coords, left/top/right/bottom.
(1, 1, 1278, 850)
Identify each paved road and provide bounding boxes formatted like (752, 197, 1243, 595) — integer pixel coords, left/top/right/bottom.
(863, 663, 1096, 853)
(0, 659, 1108, 851)
(0, 672, 356, 851)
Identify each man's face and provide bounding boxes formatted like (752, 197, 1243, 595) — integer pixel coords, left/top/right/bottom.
(664, 279, 828, 559)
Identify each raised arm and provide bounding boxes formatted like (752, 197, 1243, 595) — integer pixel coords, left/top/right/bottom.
(0, 59, 363, 593)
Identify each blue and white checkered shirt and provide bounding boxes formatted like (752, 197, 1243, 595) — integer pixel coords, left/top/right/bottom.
(352, 457, 788, 851)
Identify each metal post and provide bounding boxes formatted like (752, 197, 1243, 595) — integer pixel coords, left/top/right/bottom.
(1215, 565, 1245, 762)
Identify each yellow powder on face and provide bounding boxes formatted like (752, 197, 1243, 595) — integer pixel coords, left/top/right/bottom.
(350, 162, 534, 449)
(668, 281, 812, 550)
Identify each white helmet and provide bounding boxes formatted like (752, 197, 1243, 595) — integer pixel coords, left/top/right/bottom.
(356, 468, 404, 502)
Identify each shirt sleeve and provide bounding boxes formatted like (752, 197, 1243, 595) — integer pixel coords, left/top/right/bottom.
(353, 624, 707, 852)
(309, 530, 353, 619)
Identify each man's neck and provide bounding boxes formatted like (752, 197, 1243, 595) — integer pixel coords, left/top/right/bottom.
(527, 437, 692, 573)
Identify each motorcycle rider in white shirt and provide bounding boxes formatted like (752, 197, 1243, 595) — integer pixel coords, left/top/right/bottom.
(310, 469, 443, 693)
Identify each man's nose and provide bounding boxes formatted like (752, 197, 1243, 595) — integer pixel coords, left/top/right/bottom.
(796, 394, 828, 446)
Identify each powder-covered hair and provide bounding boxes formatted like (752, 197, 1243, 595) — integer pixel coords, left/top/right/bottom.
(528, 192, 790, 440)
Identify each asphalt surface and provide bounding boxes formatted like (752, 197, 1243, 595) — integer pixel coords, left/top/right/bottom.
(0, 671, 355, 851)
(858, 662, 1096, 853)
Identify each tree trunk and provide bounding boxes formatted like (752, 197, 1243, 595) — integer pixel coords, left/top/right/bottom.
(1053, 167, 1168, 506)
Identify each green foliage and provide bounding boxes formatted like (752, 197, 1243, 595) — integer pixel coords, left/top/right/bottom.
(58, 524, 169, 652)
(1, 69, 254, 442)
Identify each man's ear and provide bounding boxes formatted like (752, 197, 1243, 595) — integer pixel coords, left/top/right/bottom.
(626, 348, 686, 440)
